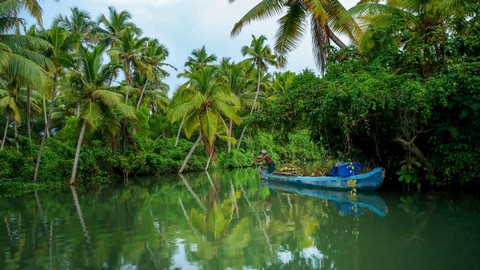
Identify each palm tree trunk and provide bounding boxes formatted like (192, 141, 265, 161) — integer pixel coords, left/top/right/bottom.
(35, 82, 58, 181)
(43, 97, 49, 138)
(136, 79, 149, 110)
(27, 86, 31, 140)
(1, 112, 9, 150)
(14, 121, 18, 150)
(179, 133, 202, 174)
(175, 112, 187, 146)
(70, 119, 88, 185)
(227, 119, 233, 153)
(237, 65, 262, 150)
(236, 126, 247, 150)
(328, 28, 348, 49)
(205, 147, 215, 171)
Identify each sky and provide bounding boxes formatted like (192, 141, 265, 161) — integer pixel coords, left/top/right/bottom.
(39, 0, 358, 95)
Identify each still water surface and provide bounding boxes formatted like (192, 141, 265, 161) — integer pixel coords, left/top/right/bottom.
(1, 168, 480, 269)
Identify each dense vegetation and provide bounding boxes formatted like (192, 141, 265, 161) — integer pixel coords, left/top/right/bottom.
(1, 0, 479, 193)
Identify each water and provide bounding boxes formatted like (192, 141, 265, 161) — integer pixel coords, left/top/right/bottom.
(1, 168, 479, 270)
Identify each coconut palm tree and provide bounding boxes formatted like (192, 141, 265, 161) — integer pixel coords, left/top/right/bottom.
(68, 45, 136, 185)
(173, 46, 218, 145)
(229, 0, 362, 71)
(108, 27, 149, 103)
(96, 6, 142, 48)
(33, 26, 75, 181)
(135, 38, 174, 110)
(236, 35, 277, 149)
(52, 7, 97, 51)
(217, 57, 252, 152)
(168, 65, 241, 173)
(0, 8, 53, 150)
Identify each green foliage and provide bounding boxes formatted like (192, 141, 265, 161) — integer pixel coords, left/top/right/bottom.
(217, 150, 252, 168)
(396, 156, 422, 185)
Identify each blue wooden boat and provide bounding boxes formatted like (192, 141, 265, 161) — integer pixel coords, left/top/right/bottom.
(259, 167, 385, 191)
(262, 181, 388, 217)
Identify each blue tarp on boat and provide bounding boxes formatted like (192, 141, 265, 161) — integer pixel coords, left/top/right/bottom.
(328, 162, 364, 177)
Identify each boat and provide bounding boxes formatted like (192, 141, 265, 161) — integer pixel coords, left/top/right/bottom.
(262, 181, 388, 217)
(258, 166, 385, 191)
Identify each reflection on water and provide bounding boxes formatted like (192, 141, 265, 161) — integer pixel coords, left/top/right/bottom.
(1, 168, 480, 269)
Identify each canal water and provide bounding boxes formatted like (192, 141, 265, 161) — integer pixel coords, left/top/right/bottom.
(1, 168, 479, 269)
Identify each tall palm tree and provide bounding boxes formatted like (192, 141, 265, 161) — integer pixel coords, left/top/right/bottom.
(229, 0, 362, 71)
(108, 27, 149, 103)
(34, 26, 75, 181)
(52, 7, 97, 51)
(174, 46, 218, 145)
(68, 45, 136, 185)
(0, 7, 53, 150)
(96, 6, 142, 48)
(135, 38, 174, 110)
(168, 66, 241, 173)
(236, 35, 277, 149)
(217, 57, 252, 152)
(177, 46, 217, 83)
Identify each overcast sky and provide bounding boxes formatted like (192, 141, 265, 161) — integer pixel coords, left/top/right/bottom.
(40, 0, 358, 94)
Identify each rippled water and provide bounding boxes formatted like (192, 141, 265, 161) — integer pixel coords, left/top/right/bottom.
(1, 168, 479, 269)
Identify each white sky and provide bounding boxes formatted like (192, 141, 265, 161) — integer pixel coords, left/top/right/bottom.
(40, 0, 358, 95)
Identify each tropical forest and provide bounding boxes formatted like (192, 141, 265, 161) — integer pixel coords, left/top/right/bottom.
(1, 0, 479, 195)
(2, 1, 480, 270)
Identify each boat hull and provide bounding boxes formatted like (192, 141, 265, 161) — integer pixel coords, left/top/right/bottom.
(259, 167, 385, 191)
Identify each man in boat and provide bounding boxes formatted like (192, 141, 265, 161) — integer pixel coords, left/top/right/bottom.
(255, 149, 276, 173)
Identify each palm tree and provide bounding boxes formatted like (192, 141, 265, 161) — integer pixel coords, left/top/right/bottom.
(68, 45, 136, 185)
(229, 0, 362, 71)
(108, 27, 149, 103)
(52, 7, 97, 51)
(135, 38, 174, 110)
(217, 57, 252, 152)
(96, 6, 142, 48)
(174, 46, 218, 145)
(0, 8, 53, 150)
(34, 26, 75, 181)
(236, 35, 277, 149)
(168, 66, 241, 173)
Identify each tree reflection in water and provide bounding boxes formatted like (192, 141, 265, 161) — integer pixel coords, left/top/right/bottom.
(1, 168, 480, 269)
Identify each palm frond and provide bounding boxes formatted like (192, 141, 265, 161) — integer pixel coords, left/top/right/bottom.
(7, 54, 48, 88)
(200, 109, 220, 145)
(231, 0, 284, 36)
(274, 3, 307, 67)
(182, 111, 199, 139)
(92, 89, 122, 107)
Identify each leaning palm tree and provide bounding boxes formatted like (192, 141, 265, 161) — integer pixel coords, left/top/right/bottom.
(34, 26, 75, 181)
(229, 0, 362, 71)
(168, 66, 241, 173)
(68, 45, 136, 185)
(173, 46, 218, 145)
(236, 35, 277, 149)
